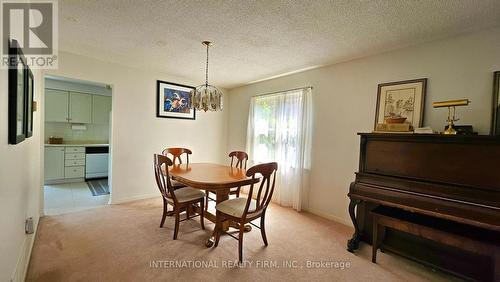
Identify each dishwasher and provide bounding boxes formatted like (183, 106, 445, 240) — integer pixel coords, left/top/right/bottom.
(85, 146, 109, 179)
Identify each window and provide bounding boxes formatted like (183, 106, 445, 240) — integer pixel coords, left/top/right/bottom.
(246, 87, 312, 211)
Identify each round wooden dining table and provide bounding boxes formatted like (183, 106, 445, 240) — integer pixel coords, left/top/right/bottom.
(169, 163, 260, 247)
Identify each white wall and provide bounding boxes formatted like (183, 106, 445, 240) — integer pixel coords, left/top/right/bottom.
(44, 51, 228, 203)
(227, 27, 500, 225)
(0, 68, 43, 281)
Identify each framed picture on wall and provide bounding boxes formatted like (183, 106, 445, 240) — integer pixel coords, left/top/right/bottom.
(156, 80, 196, 120)
(8, 39, 27, 144)
(374, 78, 427, 130)
(26, 68, 34, 138)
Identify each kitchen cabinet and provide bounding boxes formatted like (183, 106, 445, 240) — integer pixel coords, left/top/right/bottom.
(45, 89, 69, 122)
(69, 92, 92, 123)
(44, 146, 87, 183)
(92, 95, 112, 124)
(45, 89, 94, 124)
(44, 147, 65, 181)
(64, 147, 85, 179)
(64, 166, 85, 179)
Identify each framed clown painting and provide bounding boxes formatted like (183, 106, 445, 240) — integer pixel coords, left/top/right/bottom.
(156, 80, 196, 120)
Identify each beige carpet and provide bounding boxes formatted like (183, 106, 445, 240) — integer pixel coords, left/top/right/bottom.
(26, 198, 460, 282)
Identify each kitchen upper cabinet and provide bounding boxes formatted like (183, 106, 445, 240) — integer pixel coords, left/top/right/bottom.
(45, 89, 69, 122)
(44, 147, 65, 181)
(92, 95, 112, 124)
(45, 89, 111, 124)
(69, 92, 93, 123)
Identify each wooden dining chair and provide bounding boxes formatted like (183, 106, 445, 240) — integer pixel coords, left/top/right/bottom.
(228, 151, 249, 197)
(154, 154, 205, 240)
(162, 148, 192, 189)
(162, 147, 192, 165)
(213, 162, 278, 262)
(205, 151, 249, 210)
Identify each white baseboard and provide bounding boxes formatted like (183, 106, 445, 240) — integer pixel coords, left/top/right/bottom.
(305, 207, 352, 227)
(110, 193, 158, 204)
(11, 216, 39, 282)
(44, 177, 84, 185)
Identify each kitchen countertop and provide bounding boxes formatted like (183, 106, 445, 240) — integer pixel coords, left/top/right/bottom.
(44, 143, 109, 147)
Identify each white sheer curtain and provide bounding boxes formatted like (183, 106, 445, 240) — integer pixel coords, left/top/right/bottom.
(246, 87, 312, 211)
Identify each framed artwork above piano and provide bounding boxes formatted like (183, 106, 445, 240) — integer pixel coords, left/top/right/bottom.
(374, 78, 427, 130)
(347, 133, 500, 281)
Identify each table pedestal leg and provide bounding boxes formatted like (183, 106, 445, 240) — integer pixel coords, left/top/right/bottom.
(205, 236, 215, 247)
(206, 189, 228, 248)
(228, 221, 252, 232)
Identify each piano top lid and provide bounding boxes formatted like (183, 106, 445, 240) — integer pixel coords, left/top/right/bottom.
(358, 132, 500, 143)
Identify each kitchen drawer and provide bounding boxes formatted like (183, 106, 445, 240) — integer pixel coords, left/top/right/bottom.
(65, 159, 85, 167)
(65, 166, 85, 178)
(65, 153, 85, 160)
(65, 147, 85, 153)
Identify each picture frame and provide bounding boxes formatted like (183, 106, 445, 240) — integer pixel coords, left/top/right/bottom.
(374, 78, 427, 130)
(491, 71, 500, 135)
(8, 39, 27, 144)
(26, 67, 34, 138)
(156, 80, 196, 120)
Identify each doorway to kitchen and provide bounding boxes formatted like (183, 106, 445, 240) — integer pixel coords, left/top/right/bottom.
(43, 75, 112, 215)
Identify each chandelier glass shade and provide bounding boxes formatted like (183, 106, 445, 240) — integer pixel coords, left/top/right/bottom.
(189, 41, 223, 112)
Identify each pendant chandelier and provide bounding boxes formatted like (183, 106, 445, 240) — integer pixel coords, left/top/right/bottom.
(189, 41, 223, 112)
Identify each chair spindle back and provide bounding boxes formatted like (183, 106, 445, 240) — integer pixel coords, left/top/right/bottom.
(162, 148, 192, 165)
(229, 151, 248, 169)
(154, 154, 177, 204)
(242, 162, 278, 218)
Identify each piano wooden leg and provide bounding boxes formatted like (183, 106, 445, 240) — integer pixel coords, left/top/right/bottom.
(347, 198, 362, 252)
(493, 247, 500, 282)
(372, 218, 378, 263)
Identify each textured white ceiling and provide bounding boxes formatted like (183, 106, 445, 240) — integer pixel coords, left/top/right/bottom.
(58, 0, 500, 88)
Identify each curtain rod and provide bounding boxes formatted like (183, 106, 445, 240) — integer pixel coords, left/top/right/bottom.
(252, 86, 313, 98)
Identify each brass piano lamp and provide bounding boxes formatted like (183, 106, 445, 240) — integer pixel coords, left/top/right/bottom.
(432, 99, 470, 135)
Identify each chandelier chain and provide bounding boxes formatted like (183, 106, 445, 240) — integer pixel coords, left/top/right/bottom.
(205, 43, 209, 87)
(189, 40, 223, 112)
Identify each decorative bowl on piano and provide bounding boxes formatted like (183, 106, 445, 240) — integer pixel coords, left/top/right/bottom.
(385, 115, 407, 124)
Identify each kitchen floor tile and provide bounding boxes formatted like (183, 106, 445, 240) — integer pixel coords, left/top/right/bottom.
(44, 181, 110, 215)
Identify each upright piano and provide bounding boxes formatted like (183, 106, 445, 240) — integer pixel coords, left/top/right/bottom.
(347, 133, 500, 281)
